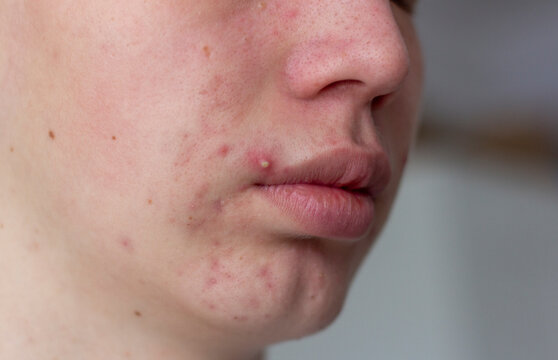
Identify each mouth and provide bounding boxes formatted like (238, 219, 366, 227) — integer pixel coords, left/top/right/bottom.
(254, 148, 391, 241)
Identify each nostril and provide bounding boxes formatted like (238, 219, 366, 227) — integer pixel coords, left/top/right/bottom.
(371, 92, 396, 111)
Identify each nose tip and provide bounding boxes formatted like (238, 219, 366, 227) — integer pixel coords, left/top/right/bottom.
(283, 3, 410, 103)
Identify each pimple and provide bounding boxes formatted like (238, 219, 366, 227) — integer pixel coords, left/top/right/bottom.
(205, 277, 218, 290)
(249, 297, 261, 309)
(257, 1, 267, 10)
(48, 130, 55, 140)
(246, 149, 275, 173)
(285, 8, 299, 20)
(119, 237, 135, 254)
(217, 144, 231, 158)
(210, 258, 221, 272)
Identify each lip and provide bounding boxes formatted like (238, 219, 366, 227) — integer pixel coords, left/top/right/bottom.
(255, 148, 391, 240)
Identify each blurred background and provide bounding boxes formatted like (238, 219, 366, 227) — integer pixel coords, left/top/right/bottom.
(270, 0, 558, 359)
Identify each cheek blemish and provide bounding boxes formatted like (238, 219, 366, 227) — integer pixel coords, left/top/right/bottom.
(147, 199, 153, 205)
(48, 130, 55, 140)
(257, 265, 275, 290)
(134, 310, 142, 317)
(119, 237, 135, 254)
(203, 45, 212, 58)
(217, 144, 231, 158)
(246, 149, 275, 174)
(112, 136, 117, 141)
(0, 223, 3, 229)
(205, 277, 218, 290)
(233, 315, 249, 322)
(257, 1, 267, 10)
(9, 146, 14, 153)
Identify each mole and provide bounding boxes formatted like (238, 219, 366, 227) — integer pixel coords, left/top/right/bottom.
(203, 45, 211, 58)
(9, 146, 14, 152)
(134, 310, 142, 317)
(48, 130, 55, 140)
(111, 136, 117, 141)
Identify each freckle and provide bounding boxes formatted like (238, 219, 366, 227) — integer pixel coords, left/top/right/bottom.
(0, 223, 3, 229)
(134, 310, 142, 317)
(9, 146, 14, 153)
(147, 199, 153, 205)
(111, 136, 117, 141)
(203, 45, 211, 58)
(48, 130, 55, 140)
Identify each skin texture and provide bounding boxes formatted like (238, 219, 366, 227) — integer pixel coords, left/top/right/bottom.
(0, 0, 422, 359)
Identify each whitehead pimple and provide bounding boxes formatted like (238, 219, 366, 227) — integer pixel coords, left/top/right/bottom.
(260, 160, 270, 168)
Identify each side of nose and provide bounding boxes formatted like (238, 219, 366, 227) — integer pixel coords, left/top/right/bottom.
(283, 0, 410, 103)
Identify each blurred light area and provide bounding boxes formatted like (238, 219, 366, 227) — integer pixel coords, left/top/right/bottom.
(271, 0, 558, 359)
(417, 0, 558, 136)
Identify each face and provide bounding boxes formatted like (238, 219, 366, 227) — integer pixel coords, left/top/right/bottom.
(5, 0, 422, 347)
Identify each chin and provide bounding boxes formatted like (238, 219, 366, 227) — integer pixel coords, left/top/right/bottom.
(178, 236, 365, 346)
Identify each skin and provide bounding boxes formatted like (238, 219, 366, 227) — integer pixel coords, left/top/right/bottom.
(0, 0, 422, 359)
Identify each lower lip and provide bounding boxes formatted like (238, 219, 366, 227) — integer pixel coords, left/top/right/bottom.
(257, 184, 375, 240)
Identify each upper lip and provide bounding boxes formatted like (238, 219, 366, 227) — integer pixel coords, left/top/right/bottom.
(255, 148, 392, 198)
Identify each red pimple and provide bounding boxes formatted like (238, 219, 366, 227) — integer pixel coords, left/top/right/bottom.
(205, 277, 218, 290)
(119, 237, 135, 254)
(217, 144, 230, 157)
(249, 297, 261, 309)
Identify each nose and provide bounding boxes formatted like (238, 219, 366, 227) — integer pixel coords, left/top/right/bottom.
(283, 0, 410, 104)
